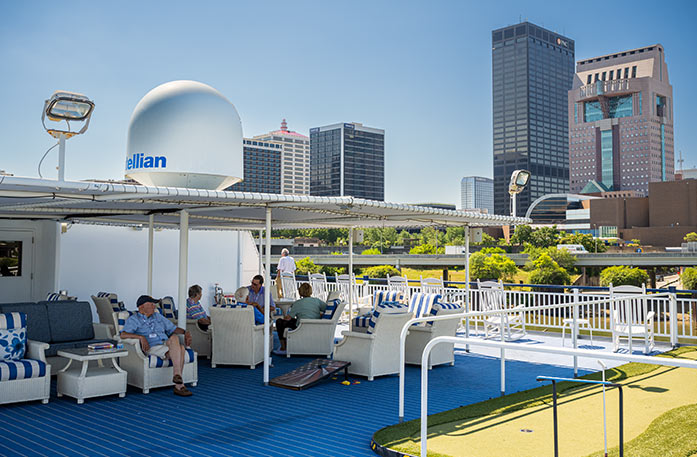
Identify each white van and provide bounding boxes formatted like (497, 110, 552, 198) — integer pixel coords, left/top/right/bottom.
(557, 244, 587, 253)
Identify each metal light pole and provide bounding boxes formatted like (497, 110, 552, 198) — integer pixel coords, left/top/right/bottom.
(508, 169, 531, 218)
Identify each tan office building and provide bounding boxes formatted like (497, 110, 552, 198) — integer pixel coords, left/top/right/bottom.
(253, 119, 310, 195)
(568, 45, 674, 196)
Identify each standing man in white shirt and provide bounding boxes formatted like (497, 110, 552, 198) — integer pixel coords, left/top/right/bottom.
(276, 248, 297, 298)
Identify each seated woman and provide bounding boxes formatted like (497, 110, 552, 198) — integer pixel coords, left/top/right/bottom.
(274, 282, 327, 355)
(186, 284, 210, 331)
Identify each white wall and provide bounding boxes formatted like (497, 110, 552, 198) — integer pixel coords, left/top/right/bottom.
(59, 224, 259, 318)
(0, 219, 58, 302)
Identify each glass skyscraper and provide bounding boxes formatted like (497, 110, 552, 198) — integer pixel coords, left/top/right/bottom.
(492, 22, 575, 216)
(460, 176, 494, 213)
(309, 122, 385, 201)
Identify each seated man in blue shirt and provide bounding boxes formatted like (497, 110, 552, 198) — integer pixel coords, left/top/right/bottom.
(121, 295, 193, 397)
(246, 274, 276, 325)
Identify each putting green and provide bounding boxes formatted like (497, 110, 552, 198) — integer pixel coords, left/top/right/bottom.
(393, 351, 697, 457)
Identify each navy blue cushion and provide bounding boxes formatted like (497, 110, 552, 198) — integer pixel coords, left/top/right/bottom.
(43, 301, 95, 343)
(0, 303, 52, 343)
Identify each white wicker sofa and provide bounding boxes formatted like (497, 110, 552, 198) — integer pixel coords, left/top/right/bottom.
(112, 311, 198, 394)
(333, 302, 413, 381)
(405, 302, 463, 368)
(0, 312, 51, 405)
(209, 303, 265, 369)
(285, 299, 345, 357)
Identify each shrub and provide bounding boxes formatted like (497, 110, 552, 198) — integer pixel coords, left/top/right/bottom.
(599, 266, 649, 287)
(409, 244, 445, 254)
(469, 251, 517, 282)
(684, 232, 697, 243)
(524, 245, 576, 271)
(682, 267, 697, 291)
(362, 265, 401, 279)
(321, 265, 345, 277)
(295, 257, 320, 275)
(480, 247, 506, 254)
(528, 253, 571, 285)
(558, 232, 606, 253)
(361, 248, 381, 255)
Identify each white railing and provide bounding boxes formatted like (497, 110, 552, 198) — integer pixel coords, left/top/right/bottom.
(273, 278, 697, 343)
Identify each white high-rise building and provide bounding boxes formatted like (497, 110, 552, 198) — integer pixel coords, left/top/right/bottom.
(461, 176, 494, 213)
(253, 119, 309, 195)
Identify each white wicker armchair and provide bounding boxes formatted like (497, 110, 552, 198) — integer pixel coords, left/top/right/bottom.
(0, 312, 51, 405)
(405, 302, 463, 368)
(209, 304, 265, 369)
(333, 303, 413, 381)
(285, 300, 345, 357)
(158, 296, 211, 359)
(112, 311, 198, 394)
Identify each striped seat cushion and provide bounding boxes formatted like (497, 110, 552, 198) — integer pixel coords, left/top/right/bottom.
(353, 314, 371, 328)
(159, 297, 177, 319)
(148, 348, 196, 368)
(0, 359, 47, 381)
(373, 290, 403, 309)
(322, 299, 342, 319)
(97, 292, 125, 312)
(427, 302, 463, 325)
(367, 301, 409, 334)
(211, 303, 247, 309)
(408, 293, 441, 325)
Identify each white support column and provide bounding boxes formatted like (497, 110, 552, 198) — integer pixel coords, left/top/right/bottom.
(465, 225, 470, 352)
(258, 229, 263, 276)
(147, 214, 154, 296)
(263, 207, 272, 385)
(177, 210, 189, 331)
(57, 134, 66, 182)
(572, 288, 579, 377)
(348, 227, 354, 332)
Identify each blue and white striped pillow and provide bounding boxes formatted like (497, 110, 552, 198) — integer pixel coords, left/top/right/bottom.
(97, 292, 125, 312)
(426, 302, 463, 325)
(408, 293, 441, 322)
(46, 292, 64, 301)
(373, 290, 403, 309)
(367, 301, 409, 334)
(322, 299, 341, 319)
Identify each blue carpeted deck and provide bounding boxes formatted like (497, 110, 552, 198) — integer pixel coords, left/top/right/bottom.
(0, 347, 589, 457)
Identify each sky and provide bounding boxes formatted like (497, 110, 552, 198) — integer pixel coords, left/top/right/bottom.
(1, 0, 696, 207)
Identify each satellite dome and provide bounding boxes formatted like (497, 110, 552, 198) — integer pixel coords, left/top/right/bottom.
(125, 80, 243, 190)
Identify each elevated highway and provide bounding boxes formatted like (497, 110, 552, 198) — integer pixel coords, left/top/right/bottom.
(272, 252, 697, 268)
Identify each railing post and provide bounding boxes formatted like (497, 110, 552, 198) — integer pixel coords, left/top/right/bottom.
(669, 286, 678, 348)
(572, 288, 579, 377)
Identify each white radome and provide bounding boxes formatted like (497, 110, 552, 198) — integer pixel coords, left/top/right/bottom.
(125, 80, 243, 190)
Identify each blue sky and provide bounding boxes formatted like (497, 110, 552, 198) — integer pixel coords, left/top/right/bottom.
(1, 0, 695, 207)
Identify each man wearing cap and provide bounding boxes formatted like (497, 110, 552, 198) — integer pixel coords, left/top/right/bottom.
(120, 295, 193, 397)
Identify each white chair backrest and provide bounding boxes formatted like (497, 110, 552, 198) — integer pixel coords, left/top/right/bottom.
(420, 276, 444, 295)
(387, 275, 410, 299)
(280, 271, 298, 300)
(309, 272, 328, 299)
(609, 283, 648, 326)
(336, 274, 359, 303)
(477, 279, 505, 313)
(326, 290, 341, 302)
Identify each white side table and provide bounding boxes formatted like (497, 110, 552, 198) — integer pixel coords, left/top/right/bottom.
(561, 318, 593, 346)
(57, 347, 128, 404)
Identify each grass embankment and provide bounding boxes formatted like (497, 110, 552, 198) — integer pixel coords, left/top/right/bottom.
(373, 347, 697, 457)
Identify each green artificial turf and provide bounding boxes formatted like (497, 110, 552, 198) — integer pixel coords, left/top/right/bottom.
(583, 403, 697, 457)
(373, 346, 697, 456)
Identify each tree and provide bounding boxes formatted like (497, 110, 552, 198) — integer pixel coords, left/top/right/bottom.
(469, 251, 517, 281)
(409, 244, 444, 254)
(474, 233, 497, 246)
(362, 227, 398, 249)
(599, 266, 649, 287)
(445, 226, 466, 246)
(510, 225, 533, 245)
(558, 232, 606, 253)
(295, 257, 320, 275)
(528, 226, 561, 248)
(684, 232, 697, 243)
(528, 253, 571, 285)
(524, 245, 577, 271)
(361, 248, 380, 255)
(682, 267, 697, 290)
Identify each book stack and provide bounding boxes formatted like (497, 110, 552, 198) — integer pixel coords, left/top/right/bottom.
(88, 342, 115, 351)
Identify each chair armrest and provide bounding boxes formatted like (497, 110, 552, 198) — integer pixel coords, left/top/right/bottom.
(406, 326, 432, 334)
(93, 322, 114, 339)
(118, 337, 147, 358)
(646, 311, 655, 324)
(357, 295, 372, 306)
(339, 330, 375, 340)
(26, 340, 49, 362)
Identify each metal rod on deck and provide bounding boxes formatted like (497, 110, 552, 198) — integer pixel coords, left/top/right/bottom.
(177, 210, 189, 331)
(263, 208, 271, 385)
(465, 224, 470, 352)
(147, 214, 154, 296)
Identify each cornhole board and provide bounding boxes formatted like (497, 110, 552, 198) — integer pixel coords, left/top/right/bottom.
(269, 358, 351, 390)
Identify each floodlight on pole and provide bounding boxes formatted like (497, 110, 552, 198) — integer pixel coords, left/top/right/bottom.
(508, 169, 530, 217)
(41, 91, 95, 181)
